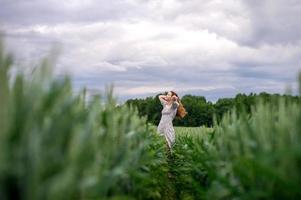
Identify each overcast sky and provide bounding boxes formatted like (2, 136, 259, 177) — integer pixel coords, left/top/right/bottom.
(1, 0, 301, 103)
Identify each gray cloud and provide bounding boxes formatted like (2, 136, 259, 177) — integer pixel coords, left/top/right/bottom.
(1, 0, 300, 104)
(0, 0, 143, 26)
(242, 0, 301, 46)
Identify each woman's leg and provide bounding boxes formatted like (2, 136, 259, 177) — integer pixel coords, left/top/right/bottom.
(166, 140, 172, 157)
(164, 126, 175, 150)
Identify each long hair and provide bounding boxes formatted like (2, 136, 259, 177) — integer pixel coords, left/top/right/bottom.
(166, 90, 188, 119)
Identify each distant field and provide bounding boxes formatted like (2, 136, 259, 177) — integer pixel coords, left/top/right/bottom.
(151, 125, 214, 141)
(151, 125, 213, 135)
(174, 126, 214, 136)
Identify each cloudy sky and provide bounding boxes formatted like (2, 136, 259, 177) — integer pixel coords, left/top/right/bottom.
(1, 0, 301, 103)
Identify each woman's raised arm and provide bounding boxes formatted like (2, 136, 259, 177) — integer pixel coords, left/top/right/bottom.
(171, 96, 179, 109)
(158, 95, 167, 105)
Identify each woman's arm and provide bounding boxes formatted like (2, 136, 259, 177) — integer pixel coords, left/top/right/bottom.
(172, 96, 179, 109)
(159, 94, 166, 98)
(159, 95, 168, 105)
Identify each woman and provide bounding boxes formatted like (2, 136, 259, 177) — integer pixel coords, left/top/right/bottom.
(157, 91, 187, 153)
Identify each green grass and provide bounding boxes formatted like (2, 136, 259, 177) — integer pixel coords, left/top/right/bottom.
(167, 97, 301, 200)
(0, 41, 172, 200)
(175, 126, 213, 138)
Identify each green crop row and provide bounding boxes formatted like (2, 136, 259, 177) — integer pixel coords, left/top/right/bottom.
(171, 88, 301, 199)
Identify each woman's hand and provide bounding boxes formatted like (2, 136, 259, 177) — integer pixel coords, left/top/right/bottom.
(172, 95, 178, 101)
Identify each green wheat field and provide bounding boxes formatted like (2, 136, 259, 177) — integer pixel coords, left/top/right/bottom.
(1, 41, 301, 200)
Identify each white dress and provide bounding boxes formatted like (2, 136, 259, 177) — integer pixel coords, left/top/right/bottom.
(157, 98, 179, 149)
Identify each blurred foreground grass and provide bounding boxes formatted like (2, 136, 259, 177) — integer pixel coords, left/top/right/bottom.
(0, 40, 172, 200)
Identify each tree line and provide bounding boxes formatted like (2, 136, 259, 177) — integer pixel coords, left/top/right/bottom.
(125, 92, 300, 127)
